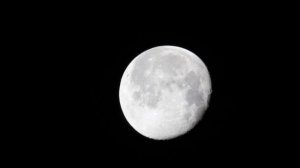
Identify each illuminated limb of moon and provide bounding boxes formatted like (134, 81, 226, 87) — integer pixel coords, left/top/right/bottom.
(119, 46, 212, 140)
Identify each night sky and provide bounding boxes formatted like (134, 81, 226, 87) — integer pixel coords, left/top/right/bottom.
(63, 30, 239, 161)
(6, 4, 285, 166)
(27, 26, 268, 164)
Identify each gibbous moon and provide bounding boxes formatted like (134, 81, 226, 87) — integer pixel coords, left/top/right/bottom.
(119, 46, 212, 140)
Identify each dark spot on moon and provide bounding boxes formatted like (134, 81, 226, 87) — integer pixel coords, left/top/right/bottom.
(184, 70, 205, 108)
(183, 111, 192, 121)
(184, 71, 200, 89)
(145, 90, 161, 108)
(185, 89, 204, 107)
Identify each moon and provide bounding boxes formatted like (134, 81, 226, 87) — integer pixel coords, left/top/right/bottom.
(119, 45, 212, 140)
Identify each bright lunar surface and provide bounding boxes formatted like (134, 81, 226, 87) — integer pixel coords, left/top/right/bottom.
(119, 46, 212, 140)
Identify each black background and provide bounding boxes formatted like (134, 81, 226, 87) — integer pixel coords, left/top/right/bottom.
(4, 2, 293, 165)
(12, 15, 276, 165)
(47, 30, 251, 164)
